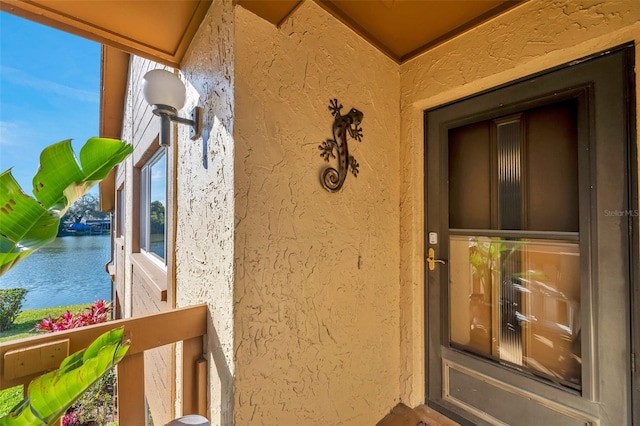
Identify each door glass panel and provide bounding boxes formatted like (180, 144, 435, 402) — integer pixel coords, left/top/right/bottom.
(450, 235, 581, 389)
(449, 121, 491, 229)
(447, 99, 580, 391)
(525, 100, 579, 232)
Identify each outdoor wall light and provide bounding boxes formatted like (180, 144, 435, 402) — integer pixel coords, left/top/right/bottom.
(142, 69, 202, 147)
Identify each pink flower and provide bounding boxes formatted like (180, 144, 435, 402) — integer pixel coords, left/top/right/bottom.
(62, 409, 82, 426)
(35, 300, 112, 334)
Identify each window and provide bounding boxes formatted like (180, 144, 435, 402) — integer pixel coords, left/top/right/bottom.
(116, 186, 124, 238)
(140, 149, 166, 264)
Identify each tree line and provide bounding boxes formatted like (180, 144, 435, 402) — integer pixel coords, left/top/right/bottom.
(57, 193, 109, 235)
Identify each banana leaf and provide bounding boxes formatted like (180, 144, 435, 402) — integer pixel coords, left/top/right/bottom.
(0, 327, 130, 425)
(0, 138, 132, 276)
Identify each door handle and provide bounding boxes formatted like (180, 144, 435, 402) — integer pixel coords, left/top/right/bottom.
(427, 247, 446, 271)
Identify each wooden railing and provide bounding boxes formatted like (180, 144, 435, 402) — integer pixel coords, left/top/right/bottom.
(0, 304, 208, 425)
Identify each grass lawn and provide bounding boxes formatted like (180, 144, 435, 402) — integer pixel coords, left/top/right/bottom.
(0, 304, 87, 417)
(0, 304, 86, 343)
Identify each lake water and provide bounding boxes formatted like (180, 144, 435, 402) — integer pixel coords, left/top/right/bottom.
(0, 236, 112, 310)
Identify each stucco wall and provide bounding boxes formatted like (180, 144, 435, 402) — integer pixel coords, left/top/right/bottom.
(146, 0, 639, 422)
(233, 2, 401, 424)
(178, 0, 236, 424)
(398, 0, 640, 406)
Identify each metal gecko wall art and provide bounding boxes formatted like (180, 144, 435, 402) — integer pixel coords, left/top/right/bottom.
(318, 98, 364, 192)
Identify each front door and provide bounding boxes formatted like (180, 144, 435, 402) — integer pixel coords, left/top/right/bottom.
(425, 46, 636, 425)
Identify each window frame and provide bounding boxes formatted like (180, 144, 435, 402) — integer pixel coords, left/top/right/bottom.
(139, 147, 167, 267)
(116, 185, 125, 239)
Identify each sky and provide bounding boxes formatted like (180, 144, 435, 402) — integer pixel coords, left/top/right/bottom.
(0, 12, 101, 195)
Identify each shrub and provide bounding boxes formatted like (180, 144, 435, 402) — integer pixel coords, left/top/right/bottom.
(35, 300, 116, 426)
(0, 288, 28, 332)
(35, 299, 111, 333)
(68, 368, 116, 425)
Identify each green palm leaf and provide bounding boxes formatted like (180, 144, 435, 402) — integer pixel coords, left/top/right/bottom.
(0, 327, 130, 426)
(0, 138, 132, 276)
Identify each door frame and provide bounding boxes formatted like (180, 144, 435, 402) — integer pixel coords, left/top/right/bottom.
(424, 43, 637, 425)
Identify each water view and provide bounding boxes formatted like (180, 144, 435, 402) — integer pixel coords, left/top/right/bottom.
(0, 235, 111, 310)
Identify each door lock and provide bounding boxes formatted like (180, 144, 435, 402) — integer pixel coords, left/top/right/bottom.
(427, 247, 446, 271)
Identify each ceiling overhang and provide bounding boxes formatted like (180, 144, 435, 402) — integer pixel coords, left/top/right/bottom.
(240, 0, 524, 63)
(0, 0, 212, 68)
(1, 0, 525, 68)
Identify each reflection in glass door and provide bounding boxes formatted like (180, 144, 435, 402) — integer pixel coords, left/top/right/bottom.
(449, 236, 581, 389)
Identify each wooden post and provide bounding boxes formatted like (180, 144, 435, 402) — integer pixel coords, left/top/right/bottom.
(117, 352, 146, 425)
(196, 358, 207, 417)
(182, 336, 207, 418)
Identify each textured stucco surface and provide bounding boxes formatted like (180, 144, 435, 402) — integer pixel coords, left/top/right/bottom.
(117, 0, 640, 423)
(398, 0, 640, 407)
(177, 0, 236, 424)
(233, 2, 401, 424)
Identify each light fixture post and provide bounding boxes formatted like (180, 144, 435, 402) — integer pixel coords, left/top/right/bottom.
(158, 112, 171, 147)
